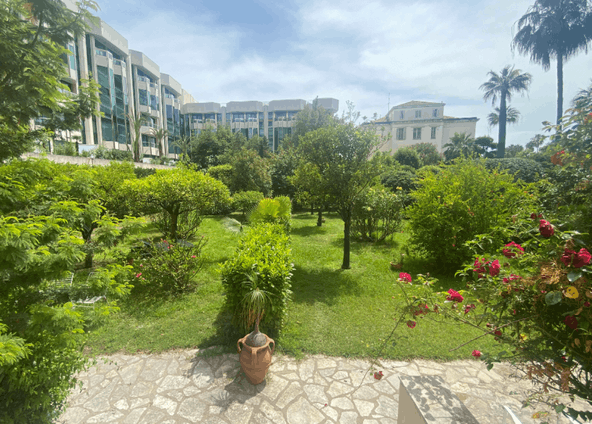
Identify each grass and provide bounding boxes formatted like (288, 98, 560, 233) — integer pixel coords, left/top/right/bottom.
(86, 212, 500, 361)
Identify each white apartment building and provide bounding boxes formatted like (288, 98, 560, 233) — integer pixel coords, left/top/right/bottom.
(366, 101, 478, 153)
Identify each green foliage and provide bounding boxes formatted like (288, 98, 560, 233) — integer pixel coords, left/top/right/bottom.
(293, 123, 383, 268)
(220, 223, 293, 335)
(381, 168, 418, 193)
(207, 164, 233, 188)
(351, 186, 404, 242)
(125, 167, 231, 239)
(270, 147, 298, 198)
(92, 145, 133, 161)
(53, 141, 77, 156)
(133, 167, 157, 179)
(291, 98, 336, 146)
(411, 143, 442, 166)
(225, 149, 272, 195)
(408, 158, 536, 272)
(248, 196, 292, 231)
(131, 238, 207, 294)
(483, 158, 544, 183)
(0, 0, 100, 162)
(394, 147, 422, 169)
(232, 191, 264, 216)
(457, 216, 592, 420)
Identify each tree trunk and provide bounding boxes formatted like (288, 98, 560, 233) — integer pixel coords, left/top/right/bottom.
(317, 208, 323, 227)
(310, 204, 314, 215)
(170, 208, 179, 240)
(497, 93, 507, 158)
(341, 213, 351, 270)
(557, 54, 563, 126)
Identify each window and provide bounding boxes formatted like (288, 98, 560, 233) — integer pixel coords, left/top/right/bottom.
(433, 108, 438, 117)
(138, 89, 148, 107)
(413, 128, 422, 140)
(399, 111, 404, 120)
(431, 127, 437, 139)
(396, 128, 405, 140)
(415, 110, 421, 118)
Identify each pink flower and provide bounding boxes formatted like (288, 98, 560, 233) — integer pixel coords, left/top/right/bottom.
(472, 350, 481, 358)
(574, 248, 591, 268)
(539, 220, 554, 238)
(489, 259, 500, 277)
(135, 272, 142, 278)
(140, 264, 143, 267)
(502, 241, 524, 258)
(191, 255, 196, 259)
(398, 272, 412, 283)
(565, 315, 578, 330)
(464, 304, 476, 314)
(473, 257, 487, 278)
(406, 320, 416, 329)
(503, 274, 521, 283)
(446, 289, 464, 303)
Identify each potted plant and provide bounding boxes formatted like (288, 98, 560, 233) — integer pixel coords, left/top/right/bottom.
(236, 273, 275, 385)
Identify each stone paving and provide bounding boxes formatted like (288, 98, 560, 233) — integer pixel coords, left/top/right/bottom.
(58, 349, 591, 424)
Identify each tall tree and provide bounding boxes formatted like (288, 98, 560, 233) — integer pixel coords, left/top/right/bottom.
(0, 0, 99, 161)
(150, 127, 169, 158)
(526, 134, 546, 152)
(291, 97, 335, 145)
(480, 66, 532, 158)
(513, 0, 592, 124)
(487, 106, 521, 128)
(294, 123, 382, 269)
(443, 132, 476, 161)
(127, 113, 144, 162)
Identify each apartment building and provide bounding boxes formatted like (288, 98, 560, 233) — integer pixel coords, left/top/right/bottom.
(182, 97, 339, 152)
(366, 101, 478, 153)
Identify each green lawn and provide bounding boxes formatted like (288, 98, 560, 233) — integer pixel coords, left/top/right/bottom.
(86, 213, 499, 361)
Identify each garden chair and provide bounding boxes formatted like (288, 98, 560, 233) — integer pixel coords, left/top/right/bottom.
(71, 272, 107, 310)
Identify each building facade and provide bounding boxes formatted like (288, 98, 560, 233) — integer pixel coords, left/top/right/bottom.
(366, 101, 478, 154)
(182, 98, 339, 152)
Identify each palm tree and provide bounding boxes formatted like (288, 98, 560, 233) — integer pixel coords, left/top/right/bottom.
(480, 66, 532, 158)
(512, 0, 592, 125)
(443, 132, 475, 161)
(526, 134, 546, 152)
(150, 128, 169, 158)
(487, 106, 521, 128)
(127, 112, 144, 162)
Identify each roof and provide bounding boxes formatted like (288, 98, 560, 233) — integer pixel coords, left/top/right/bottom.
(394, 101, 443, 108)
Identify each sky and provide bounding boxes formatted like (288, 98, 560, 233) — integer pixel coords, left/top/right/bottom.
(95, 0, 592, 147)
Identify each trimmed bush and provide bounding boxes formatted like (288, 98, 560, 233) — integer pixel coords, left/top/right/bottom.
(408, 159, 536, 272)
(483, 158, 544, 183)
(207, 164, 233, 188)
(394, 147, 422, 169)
(220, 223, 293, 335)
(352, 186, 404, 242)
(232, 191, 264, 216)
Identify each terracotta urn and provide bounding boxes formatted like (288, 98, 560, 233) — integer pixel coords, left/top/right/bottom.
(237, 333, 275, 385)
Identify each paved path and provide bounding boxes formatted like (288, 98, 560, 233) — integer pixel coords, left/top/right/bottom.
(58, 349, 590, 424)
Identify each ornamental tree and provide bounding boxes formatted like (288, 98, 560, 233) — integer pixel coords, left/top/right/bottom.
(125, 167, 231, 240)
(293, 123, 383, 269)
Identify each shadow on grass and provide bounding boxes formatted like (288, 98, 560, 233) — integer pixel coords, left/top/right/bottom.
(290, 224, 328, 237)
(392, 255, 464, 291)
(290, 266, 363, 306)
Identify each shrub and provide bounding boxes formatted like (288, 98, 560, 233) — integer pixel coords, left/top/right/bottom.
(412, 143, 442, 166)
(408, 158, 536, 272)
(220, 223, 293, 335)
(483, 158, 544, 183)
(207, 164, 233, 188)
(394, 147, 422, 169)
(248, 196, 292, 231)
(133, 167, 156, 179)
(352, 186, 404, 242)
(232, 191, 264, 216)
(53, 141, 77, 156)
(131, 238, 207, 294)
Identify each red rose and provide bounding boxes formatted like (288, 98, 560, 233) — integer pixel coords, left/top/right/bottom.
(494, 329, 502, 336)
(502, 241, 524, 258)
(406, 320, 416, 329)
(530, 213, 537, 220)
(539, 220, 555, 238)
(473, 257, 487, 278)
(446, 289, 464, 303)
(574, 248, 591, 268)
(561, 249, 578, 267)
(503, 274, 521, 283)
(472, 350, 481, 358)
(464, 304, 476, 314)
(489, 259, 500, 277)
(564, 315, 578, 330)
(398, 272, 412, 283)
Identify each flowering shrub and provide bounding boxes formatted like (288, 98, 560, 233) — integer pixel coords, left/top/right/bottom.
(408, 158, 535, 272)
(351, 185, 404, 242)
(131, 238, 207, 294)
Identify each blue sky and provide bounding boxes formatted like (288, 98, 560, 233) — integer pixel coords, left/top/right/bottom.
(96, 0, 592, 147)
